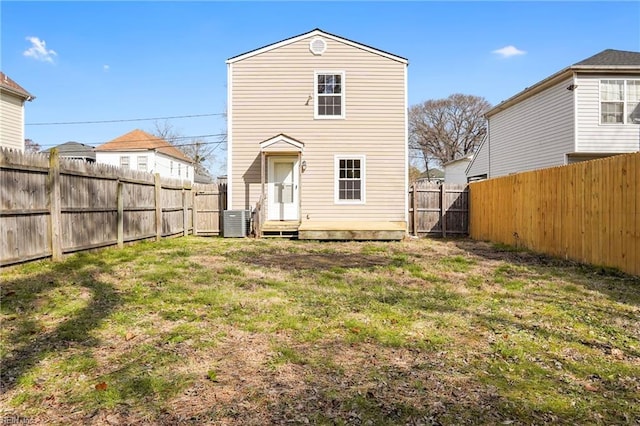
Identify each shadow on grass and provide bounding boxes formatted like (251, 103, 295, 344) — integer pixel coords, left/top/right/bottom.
(0, 254, 120, 394)
(454, 239, 640, 307)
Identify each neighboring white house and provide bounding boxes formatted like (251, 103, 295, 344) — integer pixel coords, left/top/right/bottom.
(227, 29, 408, 239)
(95, 129, 194, 183)
(443, 154, 473, 184)
(0, 72, 35, 152)
(467, 49, 640, 180)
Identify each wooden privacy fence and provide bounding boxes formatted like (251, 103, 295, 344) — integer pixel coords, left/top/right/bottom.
(469, 152, 639, 276)
(408, 182, 469, 237)
(0, 148, 225, 266)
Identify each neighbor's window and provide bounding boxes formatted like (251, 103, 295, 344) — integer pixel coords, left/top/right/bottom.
(178, 163, 181, 177)
(315, 72, 345, 119)
(120, 156, 130, 169)
(335, 155, 365, 204)
(137, 156, 148, 172)
(601, 79, 640, 124)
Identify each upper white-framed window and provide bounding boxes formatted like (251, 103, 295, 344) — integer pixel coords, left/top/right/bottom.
(120, 156, 130, 169)
(334, 155, 365, 204)
(600, 79, 640, 124)
(137, 155, 148, 172)
(178, 163, 182, 177)
(315, 71, 345, 119)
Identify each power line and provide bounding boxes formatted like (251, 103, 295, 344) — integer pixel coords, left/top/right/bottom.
(26, 113, 225, 126)
(36, 133, 228, 149)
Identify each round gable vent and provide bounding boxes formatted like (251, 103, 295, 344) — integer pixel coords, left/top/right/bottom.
(309, 37, 327, 55)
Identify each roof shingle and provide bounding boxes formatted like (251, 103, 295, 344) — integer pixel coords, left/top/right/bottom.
(574, 49, 640, 66)
(0, 71, 35, 100)
(96, 129, 193, 163)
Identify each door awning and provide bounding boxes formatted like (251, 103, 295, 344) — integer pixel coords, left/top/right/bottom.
(259, 134, 304, 153)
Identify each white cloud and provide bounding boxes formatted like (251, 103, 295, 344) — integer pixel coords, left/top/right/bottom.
(103, 65, 110, 72)
(492, 45, 526, 58)
(23, 36, 57, 63)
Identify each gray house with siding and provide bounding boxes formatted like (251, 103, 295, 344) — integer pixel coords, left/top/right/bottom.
(227, 29, 408, 239)
(467, 49, 640, 180)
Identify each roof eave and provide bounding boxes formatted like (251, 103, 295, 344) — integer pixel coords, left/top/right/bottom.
(486, 63, 640, 118)
(0, 86, 35, 101)
(227, 28, 408, 65)
(486, 67, 573, 118)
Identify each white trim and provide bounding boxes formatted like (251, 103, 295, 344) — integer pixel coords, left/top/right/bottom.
(403, 63, 409, 227)
(334, 154, 366, 205)
(267, 156, 300, 221)
(227, 62, 233, 209)
(572, 72, 579, 157)
(314, 71, 346, 120)
(599, 78, 640, 125)
(227, 29, 408, 65)
(260, 134, 304, 151)
(465, 135, 486, 175)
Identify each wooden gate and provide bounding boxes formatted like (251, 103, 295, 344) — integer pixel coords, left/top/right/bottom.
(408, 182, 469, 237)
(193, 183, 226, 236)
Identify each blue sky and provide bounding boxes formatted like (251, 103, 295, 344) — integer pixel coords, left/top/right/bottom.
(2, 1, 639, 175)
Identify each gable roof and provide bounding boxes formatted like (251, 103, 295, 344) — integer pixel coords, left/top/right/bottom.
(0, 71, 35, 101)
(259, 133, 305, 152)
(96, 129, 193, 163)
(486, 48, 640, 117)
(227, 28, 408, 65)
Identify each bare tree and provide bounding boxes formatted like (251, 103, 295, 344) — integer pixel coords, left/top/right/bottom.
(409, 94, 491, 166)
(150, 120, 225, 178)
(24, 139, 41, 152)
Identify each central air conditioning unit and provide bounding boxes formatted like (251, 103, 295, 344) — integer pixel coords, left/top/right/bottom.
(223, 210, 250, 238)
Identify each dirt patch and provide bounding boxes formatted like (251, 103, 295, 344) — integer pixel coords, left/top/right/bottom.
(242, 252, 391, 271)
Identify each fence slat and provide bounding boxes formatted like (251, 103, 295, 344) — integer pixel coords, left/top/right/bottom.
(470, 152, 640, 276)
(1, 147, 226, 266)
(48, 150, 62, 261)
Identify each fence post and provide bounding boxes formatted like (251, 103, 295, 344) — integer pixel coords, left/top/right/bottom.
(440, 184, 446, 238)
(117, 181, 124, 248)
(192, 187, 198, 236)
(48, 149, 62, 261)
(155, 173, 162, 241)
(411, 184, 418, 236)
(182, 183, 189, 237)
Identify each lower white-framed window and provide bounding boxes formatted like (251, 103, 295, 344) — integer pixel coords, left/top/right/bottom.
(335, 155, 365, 204)
(120, 156, 130, 169)
(137, 156, 148, 172)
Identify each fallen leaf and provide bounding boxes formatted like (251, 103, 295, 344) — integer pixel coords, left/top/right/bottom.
(125, 332, 135, 341)
(584, 383, 597, 392)
(95, 382, 108, 391)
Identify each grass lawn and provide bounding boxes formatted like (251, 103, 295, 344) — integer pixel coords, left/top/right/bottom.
(1, 236, 639, 425)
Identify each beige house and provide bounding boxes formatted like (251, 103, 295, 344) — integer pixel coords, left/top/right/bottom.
(227, 29, 408, 239)
(0, 72, 35, 152)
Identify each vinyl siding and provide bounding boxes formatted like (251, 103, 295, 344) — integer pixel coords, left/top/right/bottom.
(96, 151, 194, 182)
(229, 35, 407, 223)
(444, 158, 471, 184)
(575, 73, 640, 153)
(487, 78, 574, 177)
(0, 92, 25, 151)
(466, 138, 489, 179)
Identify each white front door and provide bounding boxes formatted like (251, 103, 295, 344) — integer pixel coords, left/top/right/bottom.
(268, 157, 299, 221)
